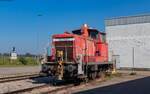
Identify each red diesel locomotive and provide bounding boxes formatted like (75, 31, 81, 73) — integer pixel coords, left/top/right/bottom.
(41, 24, 113, 82)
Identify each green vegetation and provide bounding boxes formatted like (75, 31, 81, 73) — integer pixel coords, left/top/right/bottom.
(0, 57, 39, 67)
(108, 73, 122, 79)
(19, 56, 28, 65)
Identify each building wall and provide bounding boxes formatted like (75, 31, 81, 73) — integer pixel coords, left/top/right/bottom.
(106, 22, 150, 69)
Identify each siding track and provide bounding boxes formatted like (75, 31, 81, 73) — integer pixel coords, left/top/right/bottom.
(0, 74, 41, 83)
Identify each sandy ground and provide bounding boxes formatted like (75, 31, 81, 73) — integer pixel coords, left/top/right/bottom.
(0, 66, 41, 75)
(0, 70, 150, 94)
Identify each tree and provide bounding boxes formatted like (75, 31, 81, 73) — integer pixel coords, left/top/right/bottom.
(3, 53, 9, 57)
(25, 53, 36, 57)
(25, 53, 32, 57)
(19, 56, 27, 65)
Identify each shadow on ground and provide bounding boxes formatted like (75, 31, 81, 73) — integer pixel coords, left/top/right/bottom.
(30, 76, 74, 86)
(28, 76, 53, 84)
(74, 76, 150, 94)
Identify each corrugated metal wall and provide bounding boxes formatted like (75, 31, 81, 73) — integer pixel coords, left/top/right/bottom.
(105, 14, 150, 26)
(105, 15, 150, 69)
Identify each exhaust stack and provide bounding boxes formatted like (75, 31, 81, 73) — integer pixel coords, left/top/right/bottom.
(82, 24, 88, 37)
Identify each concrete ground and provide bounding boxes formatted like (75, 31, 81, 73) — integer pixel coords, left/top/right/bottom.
(0, 66, 41, 75)
(73, 70, 150, 94)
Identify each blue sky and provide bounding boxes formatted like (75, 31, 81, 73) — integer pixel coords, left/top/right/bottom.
(0, 0, 150, 54)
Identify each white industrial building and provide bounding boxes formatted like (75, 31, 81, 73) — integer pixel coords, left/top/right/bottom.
(105, 14, 150, 69)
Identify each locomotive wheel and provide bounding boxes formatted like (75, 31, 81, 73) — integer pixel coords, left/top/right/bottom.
(97, 71, 101, 78)
(90, 72, 97, 80)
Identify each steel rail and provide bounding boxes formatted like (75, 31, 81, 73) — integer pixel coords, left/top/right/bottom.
(3, 84, 51, 94)
(40, 84, 74, 94)
(0, 74, 41, 83)
(3, 71, 108, 94)
(0, 74, 39, 80)
(41, 72, 107, 94)
(41, 72, 108, 94)
(3, 78, 105, 94)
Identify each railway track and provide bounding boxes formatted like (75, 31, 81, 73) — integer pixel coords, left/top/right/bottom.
(3, 79, 99, 94)
(3, 83, 74, 94)
(40, 84, 74, 94)
(3, 84, 51, 94)
(2, 72, 109, 94)
(0, 74, 41, 83)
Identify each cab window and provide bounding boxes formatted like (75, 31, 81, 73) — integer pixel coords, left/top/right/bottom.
(88, 31, 99, 39)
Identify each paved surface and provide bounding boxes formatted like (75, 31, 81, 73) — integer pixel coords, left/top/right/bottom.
(0, 66, 41, 74)
(74, 71, 150, 94)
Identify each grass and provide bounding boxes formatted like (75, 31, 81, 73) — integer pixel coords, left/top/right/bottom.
(108, 73, 122, 79)
(0, 57, 39, 67)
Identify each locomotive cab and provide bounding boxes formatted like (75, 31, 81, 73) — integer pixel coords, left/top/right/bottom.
(72, 28, 106, 43)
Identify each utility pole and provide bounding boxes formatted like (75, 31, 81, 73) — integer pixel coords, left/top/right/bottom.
(2, 53, 4, 64)
(37, 14, 43, 64)
(130, 47, 136, 75)
(47, 35, 50, 56)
